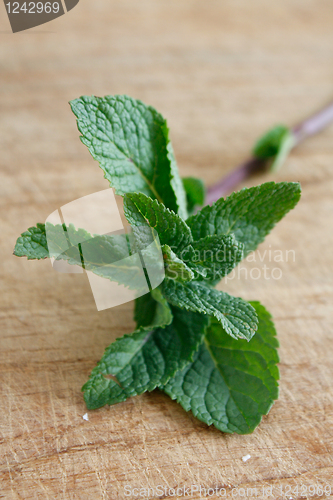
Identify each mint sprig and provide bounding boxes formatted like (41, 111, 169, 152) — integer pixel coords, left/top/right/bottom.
(13, 95, 302, 434)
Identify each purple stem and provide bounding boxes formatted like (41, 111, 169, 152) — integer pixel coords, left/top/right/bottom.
(206, 100, 333, 205)
(292, 101, 333, 145)
(205, 157, 266, 206)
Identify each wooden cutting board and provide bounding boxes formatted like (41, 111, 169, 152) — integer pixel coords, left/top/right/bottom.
(1, 1, 333, 498)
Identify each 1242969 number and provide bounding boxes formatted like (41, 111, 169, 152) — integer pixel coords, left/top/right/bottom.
(281, 484, 331, 497)
(5, 2, 60, 14)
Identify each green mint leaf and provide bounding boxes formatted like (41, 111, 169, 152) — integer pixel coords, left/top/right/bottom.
(82, 307, 208, 410)
(14, 223, 49, 260)
(123, 192, 193, 254)
(134, 287, 173, 330)
(253, 125, 295, 172)
(181, 234, 244, 282)
(187, 181, 301, 257)
(14, 223, 163, 294)
(182, 177, 206, 213)
(162, 245, 194, 282)
(13, 222, 111, 261)
(70, 95, 187, 218)
(163, 301, 279, 434)
(161, 279, 258, 341)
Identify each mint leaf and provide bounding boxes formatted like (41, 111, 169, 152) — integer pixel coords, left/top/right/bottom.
(82, 307, 208, 410)
(253, 125, 295, 172)
(182, 177, 206, 213)
(14, 223, 49, 260)
(124, 192, 193, 254)
(70, 95, 187, 218)
(163, 301, 279, 434)
(162, 279, 258, 341)
(14, 223, 165, 293)
(163, 245, 194, 282)
(134, 287, 173, 330)
(187, 182, 301, 256)
(181, 234, 244, 282)
(13, 222, 109, 261)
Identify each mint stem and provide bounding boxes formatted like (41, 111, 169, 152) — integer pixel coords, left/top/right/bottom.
(206, 100, 333, 205)
(292, 101, 333, 145)
(205, 157, 266, 206)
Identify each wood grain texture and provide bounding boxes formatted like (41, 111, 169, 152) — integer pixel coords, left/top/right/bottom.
(1, 1, 333, 498)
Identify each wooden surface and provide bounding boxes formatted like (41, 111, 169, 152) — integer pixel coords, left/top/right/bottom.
(1, 1, 333, 498)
